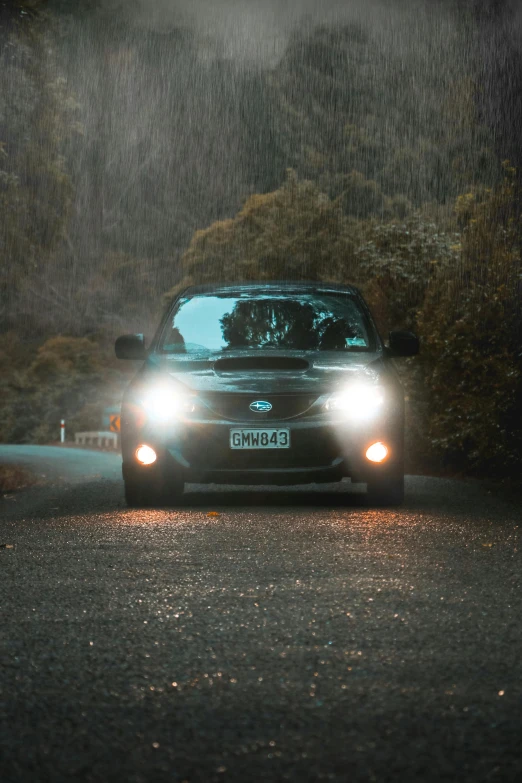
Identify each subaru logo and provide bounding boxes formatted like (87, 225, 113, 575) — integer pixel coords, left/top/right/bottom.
(249, 400, 272, 413)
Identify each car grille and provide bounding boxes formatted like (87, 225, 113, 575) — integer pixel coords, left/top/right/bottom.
(199, 393, 318, 421)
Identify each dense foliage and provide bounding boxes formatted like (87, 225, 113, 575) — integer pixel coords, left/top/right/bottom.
(166, 171, 458, 334)
(0, 332, 131, 443)
(167, 171, 360, 296)
(418, 166, 522, 476)
(0, 1, 76, 329)
(268, 20, 499, 209)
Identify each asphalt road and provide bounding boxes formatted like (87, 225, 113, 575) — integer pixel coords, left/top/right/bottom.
(1, 446, 522, 783)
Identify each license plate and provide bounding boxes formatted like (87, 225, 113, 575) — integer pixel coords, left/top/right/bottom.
(229, 428, 290, 449)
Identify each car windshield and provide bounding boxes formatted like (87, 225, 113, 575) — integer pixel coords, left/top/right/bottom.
(159, 292, 375, 354)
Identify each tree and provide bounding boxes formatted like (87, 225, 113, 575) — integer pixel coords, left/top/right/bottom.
(266, 16, 499, 216)
(165, 170, 361, 303)
(0, 1, 77, 330)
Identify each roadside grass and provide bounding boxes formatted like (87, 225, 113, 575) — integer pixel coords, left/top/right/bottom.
(0, 464, 38, 494)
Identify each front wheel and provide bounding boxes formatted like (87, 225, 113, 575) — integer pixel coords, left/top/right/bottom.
(366, 475, 404, 506)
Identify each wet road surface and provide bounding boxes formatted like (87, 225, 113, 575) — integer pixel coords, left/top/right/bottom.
(1, 446, 522, 782)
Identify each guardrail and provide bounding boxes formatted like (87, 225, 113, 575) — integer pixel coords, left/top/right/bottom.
(74, 431, 118, 449)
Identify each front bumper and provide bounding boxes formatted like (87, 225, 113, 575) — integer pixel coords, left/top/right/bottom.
(121, 412, 404, 486)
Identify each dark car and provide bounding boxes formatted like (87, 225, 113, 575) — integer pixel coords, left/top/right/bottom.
(115, 281, 419, 507)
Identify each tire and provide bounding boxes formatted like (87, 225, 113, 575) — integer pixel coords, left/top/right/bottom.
(124, 479, 151, 508)
(366, 475, 404, 506)
(124, 473, 184, 508)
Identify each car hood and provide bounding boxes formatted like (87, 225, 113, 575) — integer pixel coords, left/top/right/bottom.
(146, 350, 385, 395)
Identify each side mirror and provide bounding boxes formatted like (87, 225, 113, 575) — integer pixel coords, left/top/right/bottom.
(388, 330, 419, 357)
(115, 333, 146, 360)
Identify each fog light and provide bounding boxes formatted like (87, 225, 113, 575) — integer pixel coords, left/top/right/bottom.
(365, 442, 388, 463)
(136, 445, 157, 465)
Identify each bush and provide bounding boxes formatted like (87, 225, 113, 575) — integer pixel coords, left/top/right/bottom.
(353, 214, 459, 333)
(417, 165, 522, 476)
(0, 335, 128, 444)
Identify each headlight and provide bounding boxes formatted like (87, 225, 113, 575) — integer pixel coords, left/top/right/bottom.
(140, 383, 194, 423)
(325, 383, 384, 421)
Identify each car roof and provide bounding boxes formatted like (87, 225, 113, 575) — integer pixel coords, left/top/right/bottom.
(182, 281, 361, 297)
